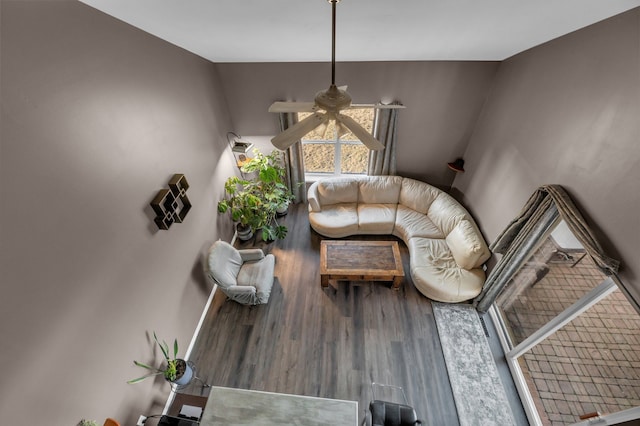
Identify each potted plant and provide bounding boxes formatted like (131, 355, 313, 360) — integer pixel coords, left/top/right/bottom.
(78, 420, 99, 426)
(217, 176, 264, 241)
(127, 332, 193, 386)
(218, 149, 295, 241)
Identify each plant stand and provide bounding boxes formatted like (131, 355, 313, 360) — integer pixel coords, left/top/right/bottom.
(170, 361, 211, 391)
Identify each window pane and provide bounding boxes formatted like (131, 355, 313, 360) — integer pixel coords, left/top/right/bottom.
(339, 109, 374, 141)
(299, 109, 374, 142)
(303, 143, 334, 173)
(298, 108, 374, 177)
(496, 220, 605, 347)
(520, 288, 640, 425)
(341, 143, 368, 174)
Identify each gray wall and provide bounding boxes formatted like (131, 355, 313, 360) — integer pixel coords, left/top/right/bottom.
(0, 1, 236, 424)
(453, 8, 640, 302)
(2, 2, 639, 424)
(216, 61, 499, 188)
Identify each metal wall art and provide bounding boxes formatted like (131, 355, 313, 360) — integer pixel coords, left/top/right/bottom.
(150, 174, 191, 230)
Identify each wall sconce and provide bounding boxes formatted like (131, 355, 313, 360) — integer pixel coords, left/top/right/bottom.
(447, 158, 465, 173)
(227, 132, 254, 169)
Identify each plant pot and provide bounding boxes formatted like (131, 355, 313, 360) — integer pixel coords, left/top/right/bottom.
(236, 224, 254, 241)
(276, 202, 289, 217)
(170, 359, 193, 386)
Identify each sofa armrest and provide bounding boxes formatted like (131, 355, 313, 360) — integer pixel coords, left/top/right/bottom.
(239, 249, 265, 262)
(225, 285, 257, 296)
(446, 220, 490, 270)
(307, 181, 322, 212)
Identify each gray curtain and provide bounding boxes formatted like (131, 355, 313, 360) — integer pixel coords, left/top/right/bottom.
(367, 105, 400, 176)
(474, 184, 620, 312)
(278, 112, 307, 203)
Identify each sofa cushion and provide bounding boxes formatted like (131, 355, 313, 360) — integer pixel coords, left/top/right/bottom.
(408, 237, 485, 302)
(407, 237, 451, 269)
(446, 220, 490, 269)
(427, 192, 468, 235)
(358, 176, 403, 204)
(237, 254, 275, 304)
(394, 205, 445, 241)
(309, 203, 359, 238)
(317, 179, 359, 206)
(357, 204, 397, 234)
(412, 264, 486, 303)
(399, 178, 442, 214)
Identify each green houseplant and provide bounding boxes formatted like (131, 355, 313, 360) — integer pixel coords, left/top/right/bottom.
(217, 175, 264, 241)
(218, 149, 295, 241)
(127, 332, 192, 385)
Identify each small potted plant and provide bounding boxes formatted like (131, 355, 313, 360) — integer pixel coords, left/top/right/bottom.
(128, 332, 193, 386)
(78, 420, 99, 426)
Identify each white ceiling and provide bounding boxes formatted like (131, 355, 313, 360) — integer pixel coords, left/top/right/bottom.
(80, 0, 640, 62)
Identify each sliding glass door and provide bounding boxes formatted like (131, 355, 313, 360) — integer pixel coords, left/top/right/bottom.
(491, 218, 640, 425)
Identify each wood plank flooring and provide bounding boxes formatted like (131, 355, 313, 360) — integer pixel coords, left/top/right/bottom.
(187, 203, 460, 425)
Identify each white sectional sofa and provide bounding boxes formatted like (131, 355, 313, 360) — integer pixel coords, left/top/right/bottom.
(307, 176, 491, 303)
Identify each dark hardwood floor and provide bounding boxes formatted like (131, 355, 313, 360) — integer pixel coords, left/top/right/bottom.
(187, 203, 460, 425)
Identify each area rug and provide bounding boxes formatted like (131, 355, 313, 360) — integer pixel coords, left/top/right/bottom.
(432, 302, 515, 426)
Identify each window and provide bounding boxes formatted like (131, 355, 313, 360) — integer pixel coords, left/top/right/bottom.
(298, 108, 374, 177)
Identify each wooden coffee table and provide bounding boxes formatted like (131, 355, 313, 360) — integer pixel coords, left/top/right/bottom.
(320, 240, 404, 290)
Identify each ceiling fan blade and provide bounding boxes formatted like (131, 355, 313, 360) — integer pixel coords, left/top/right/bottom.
(337, 85, 348, 92)
(271, 112, 329, 150)
(337, 113, 385, 151)
(268, 101, 317, 113)
(347, 103, 407, 110)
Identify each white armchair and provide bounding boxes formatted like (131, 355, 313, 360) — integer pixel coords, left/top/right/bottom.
(206, 241, 275, 305)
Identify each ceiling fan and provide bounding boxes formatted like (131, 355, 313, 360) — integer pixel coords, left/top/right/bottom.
(269, 0, 404, 151)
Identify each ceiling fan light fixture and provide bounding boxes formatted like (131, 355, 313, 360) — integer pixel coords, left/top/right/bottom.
(336, 120, 351, 138)
(315, 85, 352, 113)
(316, 120, 330, 139)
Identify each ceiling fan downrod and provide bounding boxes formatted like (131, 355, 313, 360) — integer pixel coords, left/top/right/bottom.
(269, 0, 386, 151)
(330, 0, 338, 86)
(315, 0, 351, 115)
